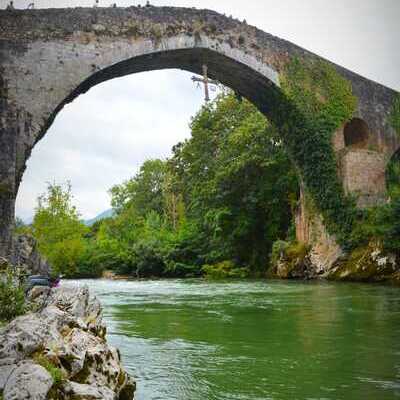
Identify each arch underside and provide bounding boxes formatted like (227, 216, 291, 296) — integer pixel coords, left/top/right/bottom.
(41, 47, 281, 145)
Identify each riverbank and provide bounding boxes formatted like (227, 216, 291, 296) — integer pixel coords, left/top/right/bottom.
(268, 240, 400, 285)
(0, 285, 135, 399)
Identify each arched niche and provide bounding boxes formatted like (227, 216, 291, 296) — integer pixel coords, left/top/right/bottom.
(343, 118, 370, 149)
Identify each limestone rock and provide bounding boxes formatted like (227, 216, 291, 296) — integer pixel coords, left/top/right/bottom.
(12, 234, 50, 277)
(326, 243, 399, 282)
(0, 286, 135, 399)
(3, 362, 53, 400)
(61, 381, 115, 400)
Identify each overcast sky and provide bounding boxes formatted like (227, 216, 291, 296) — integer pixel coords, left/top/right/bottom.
(3, 0, 399, 221)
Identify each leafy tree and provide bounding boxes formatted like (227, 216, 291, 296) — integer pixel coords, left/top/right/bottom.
(32, 182, 88, 276)
(170, 93, 298, 271)
(110, 159, 167, 216)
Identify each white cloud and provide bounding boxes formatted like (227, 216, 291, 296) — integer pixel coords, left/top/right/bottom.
(16, 70, 214, 220)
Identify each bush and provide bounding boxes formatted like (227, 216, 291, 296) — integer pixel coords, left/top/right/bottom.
(131, 240, 166, 278)
(350, 188, 400, 255)
(202, 261, 249, 279)
(270, 240, 310, 270)
(0, 267, 26, 321)
(271, 240, 289, 266)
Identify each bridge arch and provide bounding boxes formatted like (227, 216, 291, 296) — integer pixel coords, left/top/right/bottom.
(0, 6, 398, 261)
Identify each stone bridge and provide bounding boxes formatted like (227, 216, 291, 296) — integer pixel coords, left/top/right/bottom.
(0, 6, 399, 263)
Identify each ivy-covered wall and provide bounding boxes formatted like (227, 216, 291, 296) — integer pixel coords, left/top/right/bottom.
(275, 58, 358, 247)
(390, 94, 400, 137)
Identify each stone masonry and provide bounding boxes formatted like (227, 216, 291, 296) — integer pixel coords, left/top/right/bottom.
(0, 6, 399, 267)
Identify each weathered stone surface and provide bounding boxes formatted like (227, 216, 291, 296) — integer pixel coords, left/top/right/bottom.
(11, 234, 51, 277)
(3, 362, 53, 400)
(326, 243, 399, 283)
(61, 381, 115, 400)
(0, 6, 399, 263)
(295, 186, 343, 273)
(339, 148, 387, 207)
(0, 286, 135, 399)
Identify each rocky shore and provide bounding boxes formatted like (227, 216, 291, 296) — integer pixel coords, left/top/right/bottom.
(270, 240, 400, 284)
(0, 284, 135, 399)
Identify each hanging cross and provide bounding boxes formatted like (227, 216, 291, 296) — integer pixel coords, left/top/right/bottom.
(191, 64, 219, 102)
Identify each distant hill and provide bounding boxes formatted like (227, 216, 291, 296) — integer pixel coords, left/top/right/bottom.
(84, 209, 114, 226)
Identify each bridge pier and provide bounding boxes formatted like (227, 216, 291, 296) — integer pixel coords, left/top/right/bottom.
(295, 123, 391, 270)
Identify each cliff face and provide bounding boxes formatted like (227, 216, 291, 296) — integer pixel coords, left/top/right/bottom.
(0, 285, 135, 400)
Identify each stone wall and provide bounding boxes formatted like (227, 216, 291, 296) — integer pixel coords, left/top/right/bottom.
(295, 187, 343, 272)
(0, 6, 399, 261)
(339, 149, 387, 208)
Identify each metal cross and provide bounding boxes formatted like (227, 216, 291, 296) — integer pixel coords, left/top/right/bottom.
(191, 65, 219, 102)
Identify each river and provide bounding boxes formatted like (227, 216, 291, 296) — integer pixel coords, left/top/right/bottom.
(64, 279, 400, 400)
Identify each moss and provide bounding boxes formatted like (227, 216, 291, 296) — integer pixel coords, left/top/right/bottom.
(202, 261, 250, 279)
(0, 183, 12, 196)
(150, 24, 163, 42)
(282, 241, 310, 273)
(270, 240, 311, 279)
(33, 353, 65, 387)
(389, 94, 400, 137)
(122, 22, 141, 37)
(285, 241, 309, 261)
(71, 354, 92, 384)
(328, 243, 397, 282)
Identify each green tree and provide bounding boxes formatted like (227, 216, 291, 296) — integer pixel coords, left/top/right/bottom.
(169, 93, 298, 272)
(110, 159, 167, 216)
(32, 182, 88, 276)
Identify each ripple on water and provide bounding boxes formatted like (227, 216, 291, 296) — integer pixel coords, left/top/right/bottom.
(62, 279, 400, 400)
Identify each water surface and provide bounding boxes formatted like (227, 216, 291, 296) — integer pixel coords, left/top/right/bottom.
(65, 279, 400, 400)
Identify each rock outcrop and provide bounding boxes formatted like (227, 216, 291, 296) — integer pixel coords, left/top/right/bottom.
(325, 242, 399, 283)
(12, 234, 51, 277)
(270, 240, 400, 285)
(0, 285, 135, 399)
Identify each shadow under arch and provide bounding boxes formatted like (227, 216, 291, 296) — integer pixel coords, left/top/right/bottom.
(343, 118, 370, 149)
(36, 47, 287, 148)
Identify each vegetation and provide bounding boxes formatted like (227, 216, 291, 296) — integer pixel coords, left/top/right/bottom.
(279, 58, 357, 246)
(26, 92, 298, 279)
(33, 353, 64, 386)
(202, 261, 249, 279)
(0, 267, 26, 321)
(389, 94, 400, 136)
(24, 74, 400, 280)
(30, 182, 89, 277)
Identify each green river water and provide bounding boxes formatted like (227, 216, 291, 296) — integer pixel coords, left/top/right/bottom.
(65, 279, 400, 400)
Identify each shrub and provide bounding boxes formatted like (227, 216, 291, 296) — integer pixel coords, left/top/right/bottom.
(270, 240, 310, 270)
(271, 240, 289, 266)
(389, 94, 400, 136)
(202, 261, 249, 279)
(0, 267, 26, 322)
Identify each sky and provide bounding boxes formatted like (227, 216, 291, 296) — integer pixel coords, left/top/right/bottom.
(2, 0, 399, 221)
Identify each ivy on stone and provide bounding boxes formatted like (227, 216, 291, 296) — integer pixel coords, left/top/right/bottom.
(389, 94, 400, 137)
(277, 58, 358, 246)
